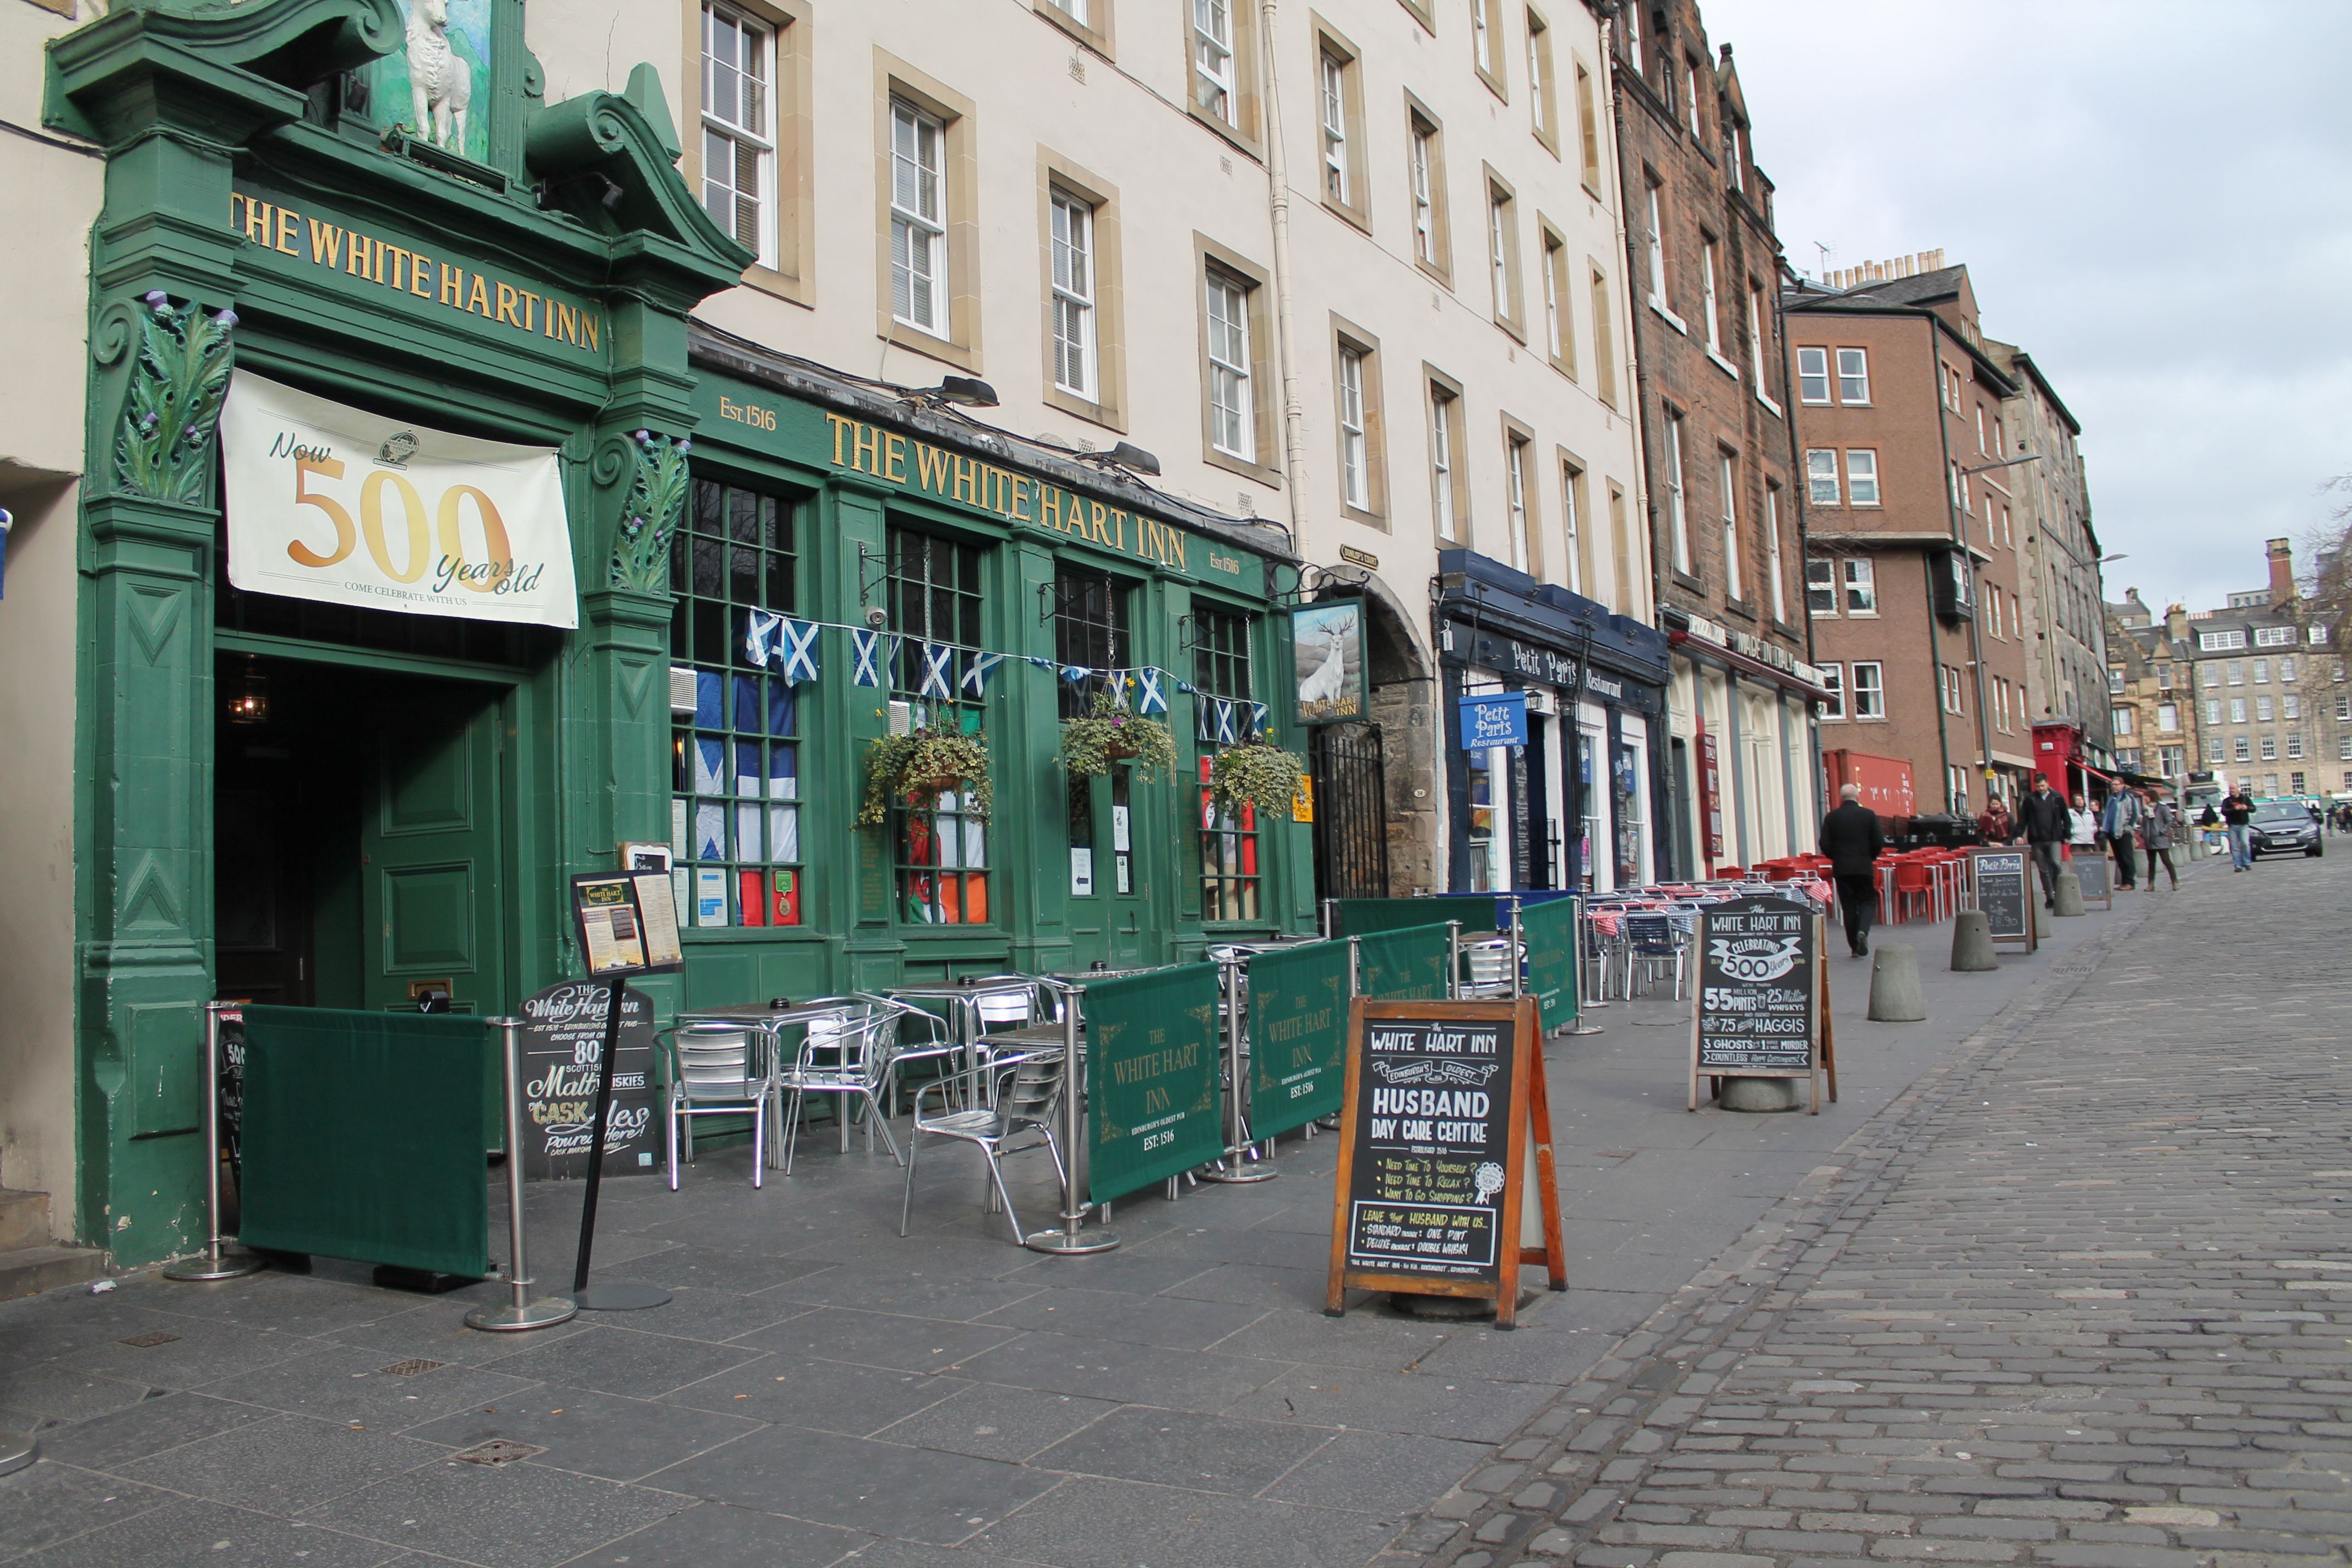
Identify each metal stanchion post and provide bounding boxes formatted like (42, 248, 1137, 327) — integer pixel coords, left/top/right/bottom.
(1320, 897, 1337, 939)
(165, 1001, 264, 1283)
(1200, 955, 1275, 1184)
(1446, 920, 1462, 1000)
(468, 1017, 579, 1332)
(1025, 979, 1120, 1254)
(1563, 895, 1606, 1034)
(1510, 902, 1525, 999)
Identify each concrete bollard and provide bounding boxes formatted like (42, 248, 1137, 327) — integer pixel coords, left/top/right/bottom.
(1718, 1076, 1801, 1113)
(1868, 944, 1926, 1022)
(1950, 910, 1999, 971)
(2052, 872, 2084, 916)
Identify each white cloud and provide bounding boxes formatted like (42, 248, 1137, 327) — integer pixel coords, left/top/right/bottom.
(1703, 0, 2352, 609)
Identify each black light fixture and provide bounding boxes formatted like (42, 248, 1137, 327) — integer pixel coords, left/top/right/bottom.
(1081, 441, 1161, 476)
(926, 376, 998, 408)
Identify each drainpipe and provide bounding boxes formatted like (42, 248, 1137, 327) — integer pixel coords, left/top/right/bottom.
(1256, 0, 1309, 542)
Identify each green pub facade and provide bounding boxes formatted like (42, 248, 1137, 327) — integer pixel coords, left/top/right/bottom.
(46, 0, 1306, 1267)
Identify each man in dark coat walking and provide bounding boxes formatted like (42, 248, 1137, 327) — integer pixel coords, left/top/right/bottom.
(2018, 774, 2071, 908)
(1819, 783, 1885, 958)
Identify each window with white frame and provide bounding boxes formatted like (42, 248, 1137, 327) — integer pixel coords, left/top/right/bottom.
(2256, 694, 2274, 722)
(1506, 433, 1533, 573)
(1430, 382, 1461, 540)
(1643, 179, 1668, 306)
(1561, 459, 1586, 595)
(1193, 0, 1237, 126)
(1747, 286, 1774, 399)
(1409, 117, 1440, 268)
(1337, 341, 1369, 511)
(1765, 483, 1785, 624)
(2233, 736, 2250, 761)
(2284, 693, 2301, 720)
(2255, 658, 2269, 682)
(2338, 694, 2350, 721)
(1837, 347, 1869, 403)
(1683, 57, 1701, 137)
(1205, 268, 1254, 460)
(2261, 735, 2277, 760)
(1575, 61, 1602, 189)
(1805, 447, 1839, 505)
(1471, 0, 1494, 74)
(1806, 558, 1836, 616)
(1319, 50, 1350, 205)
(2228, 660, 2244, 684)
(1796, 346, 1830, 403)
(1044, 0, 1088, 19)
(1700, 238, 1723, 355)
(1541, 231, 1571, 371)
(2311, 624, 2331, 645)
(1819, 663, 1844, 720)
(2204, 698, 2222, 725)
(1843, 558, 1876, 614)
(2340, 735, 2351, 760)
(1623, 0, 1641, 72)
(2229, 696, 2247, 723)
(1664, 409, 1690, 574)
(1488, 184, 1516, 325)
(701, 4, 775, 264)
(1844, 449, 1880, 506)
(2112, 706, 2134, 736)
(1049, 190, 1097, 401)
(2282, 655, 2297, 681)
(2288, 732, 2304, 759)
(1718, 451, 1743, 601)
(2255, 624, 2293, 647)
(889, 99, 948, 336)
(2200, 629, 2246, 651)
(1852, 661, 1885, 720)
(1525, 10, 1552, 140)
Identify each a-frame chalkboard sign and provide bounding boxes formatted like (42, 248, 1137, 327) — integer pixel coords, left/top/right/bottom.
(1968, 847, 2038, 952)
(1687, 896, 1839, 1114)
(1324, 997, 1564, 1329)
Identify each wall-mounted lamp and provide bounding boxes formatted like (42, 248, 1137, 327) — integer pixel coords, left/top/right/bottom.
(922, 376, 998, 409)
(1080, 441, 1161, 476)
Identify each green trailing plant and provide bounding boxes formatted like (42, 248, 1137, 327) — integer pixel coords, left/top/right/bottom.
(115, 291, 236, 504)
(1058, 691, 1178, 780)
(1210, 741, 1307, 818)
(609, 430, 693, 592)
(857, 726, 993, 826)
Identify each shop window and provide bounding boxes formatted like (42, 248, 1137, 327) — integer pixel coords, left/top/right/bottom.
(1057, 565, 1134, 905)
(1193, 605, 1260, 921)
(671, 476, 804, 928)
(889, 527, 990, 924)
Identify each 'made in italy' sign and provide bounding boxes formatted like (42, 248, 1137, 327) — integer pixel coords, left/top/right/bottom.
(220, 373, 579, 628)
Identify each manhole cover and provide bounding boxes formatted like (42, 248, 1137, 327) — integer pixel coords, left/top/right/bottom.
(454, 1440, 543, 1466)
(377, 1359, 446, 1378)
(118, 1331, 182, 1348)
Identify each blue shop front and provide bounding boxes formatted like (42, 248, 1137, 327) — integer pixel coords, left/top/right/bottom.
(1435, 551, 1672, 894)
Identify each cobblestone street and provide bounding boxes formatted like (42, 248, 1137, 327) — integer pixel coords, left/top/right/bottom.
(1400, 851, 2352, 1568)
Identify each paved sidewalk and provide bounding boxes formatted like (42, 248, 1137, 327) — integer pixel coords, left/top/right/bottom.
(1399, 851, 2352, 1567)
(0, 881, 2161, 1568)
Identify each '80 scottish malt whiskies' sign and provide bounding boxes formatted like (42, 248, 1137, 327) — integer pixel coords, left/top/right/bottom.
(220, 372, 579, 627)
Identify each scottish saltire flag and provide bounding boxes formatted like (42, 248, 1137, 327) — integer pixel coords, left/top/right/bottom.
(961, 651, 1005, 696)
(852, 628, 890, 687)
(1249, 702, 1270, 740)
(1210, 699, 1238, 744)
(776, 618, 819, 684)
(743, 609, 783, 667)
(919, 641, 956, 699)
(1134, 667, 1167, 716)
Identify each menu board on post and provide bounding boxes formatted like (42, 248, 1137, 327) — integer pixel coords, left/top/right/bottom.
(1689, 895, 1836, 1114)
(2070, 848, 2112, 910)
(1969, 848, 2036, 951)
(1325, 997, 1563, 1328)
(519, 981, 658, 1179)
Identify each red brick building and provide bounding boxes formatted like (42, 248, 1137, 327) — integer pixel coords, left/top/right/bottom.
(1610, 0, 1824, 878)
(1784, 258, 2038, 820)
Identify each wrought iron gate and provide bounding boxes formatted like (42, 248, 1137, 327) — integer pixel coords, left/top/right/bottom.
(1310, 722, 1389, 902)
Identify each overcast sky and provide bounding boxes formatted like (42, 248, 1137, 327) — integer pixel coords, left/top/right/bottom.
(1703, 0, 2352, 615)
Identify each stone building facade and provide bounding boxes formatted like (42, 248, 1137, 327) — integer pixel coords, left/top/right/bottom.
(2165, 541, 2345, 800)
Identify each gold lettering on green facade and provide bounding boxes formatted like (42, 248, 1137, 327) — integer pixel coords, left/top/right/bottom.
(227, 193, 603, 355)
(811, 412, 1208, 573)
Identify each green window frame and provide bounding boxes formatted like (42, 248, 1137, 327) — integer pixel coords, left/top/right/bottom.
(1193, 604, 1260, 921)
(888, 526, 991, 924)
(671, 476, 805, 928)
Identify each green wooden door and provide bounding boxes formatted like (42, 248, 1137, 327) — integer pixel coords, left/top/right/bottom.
(360, 689, 509, 1016)
(1104, 766, 1150, 965)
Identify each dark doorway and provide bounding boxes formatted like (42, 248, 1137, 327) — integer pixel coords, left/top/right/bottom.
(1310, 721, 1389, 903)
(214, 655, 513, 1014)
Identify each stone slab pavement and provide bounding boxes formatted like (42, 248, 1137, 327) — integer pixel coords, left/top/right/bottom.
(1392, 848, 2352, 1568)
(0, 869, 2188, 1568)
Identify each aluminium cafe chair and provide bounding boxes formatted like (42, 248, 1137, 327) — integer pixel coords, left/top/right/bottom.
(1620, 911, 1691, 1000)
(657, 1021, 775, 1190)
(899, 1049, 1068, 1245)
(776, 1000, 905, 1173)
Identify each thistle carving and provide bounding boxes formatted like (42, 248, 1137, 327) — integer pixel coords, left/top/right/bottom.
(115, 291, 236, 504)
(609, 429, 692, 592)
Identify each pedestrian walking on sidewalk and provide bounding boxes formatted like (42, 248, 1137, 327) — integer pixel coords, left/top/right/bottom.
(2221, 785, 2255, 871)
(2019, 775, 2070, 908)
(2068, 792, 2100, 854)
(1819, 783, 1884, 959)
(2101, 786, 2146, 889)
(2140, 787, 2180, 891)
(1975, 797, 2017, 846)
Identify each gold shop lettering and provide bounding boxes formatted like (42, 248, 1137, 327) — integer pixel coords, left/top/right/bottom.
(228, 192, 603, 353)
(823, 411, 1207, 573)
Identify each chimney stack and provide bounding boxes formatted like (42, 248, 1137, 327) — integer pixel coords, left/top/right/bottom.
(2268, 537, 2295, 604)
(2165, 603, 2188, 641)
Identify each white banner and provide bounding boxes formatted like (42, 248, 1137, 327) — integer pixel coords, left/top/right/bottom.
(221, 372, 578, 628)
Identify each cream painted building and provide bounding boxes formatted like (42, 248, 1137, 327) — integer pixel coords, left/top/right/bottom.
(676, 0, 1657, 897)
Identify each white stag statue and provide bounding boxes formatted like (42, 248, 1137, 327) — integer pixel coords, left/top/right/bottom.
(405, 0, 472, 151)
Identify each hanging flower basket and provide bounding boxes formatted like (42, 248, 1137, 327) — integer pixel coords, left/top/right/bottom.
(857, 727, 992, 826)
(1210, 741, 1307, 817)
(1058, 691, 1178, 780)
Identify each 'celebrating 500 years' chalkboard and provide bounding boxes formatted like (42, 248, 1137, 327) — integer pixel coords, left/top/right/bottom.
(1687, 895, 1839, 1114)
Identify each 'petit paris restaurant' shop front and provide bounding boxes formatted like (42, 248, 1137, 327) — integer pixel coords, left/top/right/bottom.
(36, 1, 1305, 1267)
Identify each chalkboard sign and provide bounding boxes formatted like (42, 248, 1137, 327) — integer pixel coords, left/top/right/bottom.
(519, 981, 659, 1179)
(217, 1006, 246, 1181)
(2071, 848, 2112, 909)
(1970, 848, 2037, 950)
(1325, 997, 1562, 1327)
(1686, 901, 1838, 1114)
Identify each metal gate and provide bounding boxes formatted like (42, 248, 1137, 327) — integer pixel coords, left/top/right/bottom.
(1310, 722, 1389, 902)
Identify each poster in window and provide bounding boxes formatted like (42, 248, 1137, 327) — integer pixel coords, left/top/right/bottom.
(1292, 601, 1367, 725)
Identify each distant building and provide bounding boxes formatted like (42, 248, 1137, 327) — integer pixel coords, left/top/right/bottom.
(2104, 591, 2192, 790)
(2167, 540, 2344, 799)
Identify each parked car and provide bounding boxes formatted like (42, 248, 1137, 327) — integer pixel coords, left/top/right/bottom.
(2249, 798, 2323, 859)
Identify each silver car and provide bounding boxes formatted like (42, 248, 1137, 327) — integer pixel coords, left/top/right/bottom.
(2250, 799, 2323, 859)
